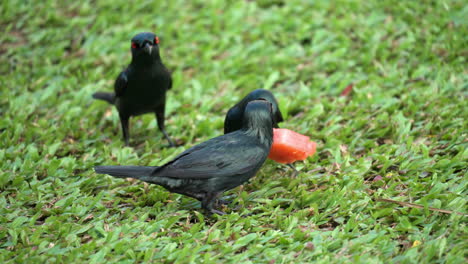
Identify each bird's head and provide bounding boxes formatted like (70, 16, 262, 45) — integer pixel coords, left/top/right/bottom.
(241, 89, 284, 128)
(130, 32, 161, 64)
(242, 100, 274, 146)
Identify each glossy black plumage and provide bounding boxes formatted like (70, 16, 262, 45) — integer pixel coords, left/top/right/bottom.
(94, 100, 274, 215)
(92, 32, 174, 146)
(224, 89, 283, 134)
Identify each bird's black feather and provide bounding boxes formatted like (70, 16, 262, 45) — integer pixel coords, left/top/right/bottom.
(95, 165, 156, 178)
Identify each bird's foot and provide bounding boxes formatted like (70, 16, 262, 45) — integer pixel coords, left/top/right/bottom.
(165, 139, 176, 148)
(210, 209, 226, 215)
(202, 208, 226, 216)
(202, 192, 227, 216)
(161, 129, 176, 148)
(215, 198, 232, 206)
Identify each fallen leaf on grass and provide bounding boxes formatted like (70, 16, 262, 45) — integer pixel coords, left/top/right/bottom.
(340, 84, 353, 97)
(373, 175, 383, 182)
(412, 240, 422, 247)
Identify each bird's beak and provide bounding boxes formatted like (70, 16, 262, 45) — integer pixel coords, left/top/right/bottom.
(143, 43, 152, 55)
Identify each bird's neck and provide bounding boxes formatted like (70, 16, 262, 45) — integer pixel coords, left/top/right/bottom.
(131, 54, 162, 67)
(244, 126, 273, 148)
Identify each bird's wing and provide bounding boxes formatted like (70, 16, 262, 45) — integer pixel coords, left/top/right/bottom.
(114, 69, 129, 96)
(153, 133, 266, 179)
(160, 66, 172, 90)
(223, 107, 241, 134)
(223, 114, 235, 134)
(167, 73, 173, 90)
(275, 107, 284, 124)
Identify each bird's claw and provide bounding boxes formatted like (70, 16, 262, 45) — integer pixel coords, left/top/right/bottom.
(215, 198, 232, 206)
(208, 209, 226, 215)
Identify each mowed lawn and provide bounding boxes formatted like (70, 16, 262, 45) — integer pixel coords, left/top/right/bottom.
(1, 0, 467, 263)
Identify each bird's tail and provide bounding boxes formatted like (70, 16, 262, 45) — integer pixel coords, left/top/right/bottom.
(95, 165, 183, 190)
(95, 165, 157, 181)
(92, 92, 115, 104)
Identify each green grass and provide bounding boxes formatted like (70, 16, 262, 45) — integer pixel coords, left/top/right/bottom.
(1, 0, 467, 263)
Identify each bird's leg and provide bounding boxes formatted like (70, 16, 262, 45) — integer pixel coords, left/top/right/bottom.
(287, 163, 297, 171)
(202, 193, 226, 215)
(154, 105, 175, 147)
(119, 114, 130, 146)
(287, 163, 298, 177)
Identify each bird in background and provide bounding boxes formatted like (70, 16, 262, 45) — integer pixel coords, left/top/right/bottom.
(224, 89, 298, 173)
(224, 89, 283, 134)
(93, 32, 175, 147)
(94, 100, 274, 215)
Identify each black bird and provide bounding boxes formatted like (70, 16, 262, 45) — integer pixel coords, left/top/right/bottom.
(93, 32, 175, 146)
(224, 89, 283, 134)
(94, 100, 274, 215)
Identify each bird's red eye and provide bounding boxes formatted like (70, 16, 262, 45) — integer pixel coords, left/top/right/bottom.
(131, 42, 138, 49)
(154, 36, 159, 44)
